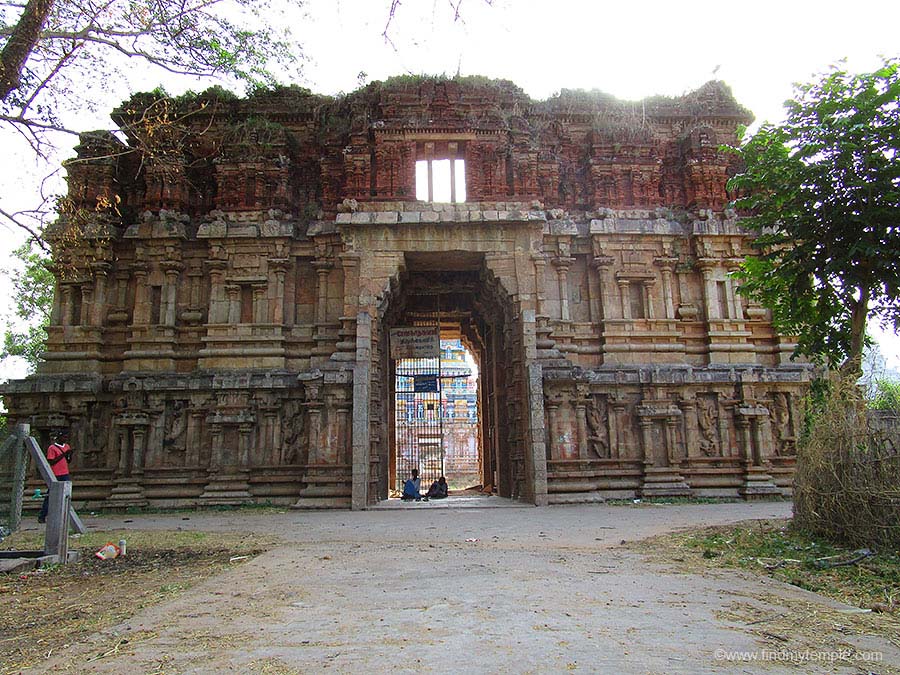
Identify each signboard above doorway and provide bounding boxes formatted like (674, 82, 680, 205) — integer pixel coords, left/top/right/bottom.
(389, 327, 440, 359)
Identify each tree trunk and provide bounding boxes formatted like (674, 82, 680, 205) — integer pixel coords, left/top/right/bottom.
(842, 286, 870, 377)
(0, 0, 55, 101)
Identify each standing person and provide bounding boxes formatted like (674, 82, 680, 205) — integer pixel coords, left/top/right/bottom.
(401, 468, 421, 501)
(38, 431, 73, 524)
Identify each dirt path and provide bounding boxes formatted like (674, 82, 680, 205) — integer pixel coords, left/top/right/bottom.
(21, 501, 899, 674)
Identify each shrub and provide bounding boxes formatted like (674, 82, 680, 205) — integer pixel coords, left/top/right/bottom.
(793, 377, 900, 550)
(870, 378, 900, 412)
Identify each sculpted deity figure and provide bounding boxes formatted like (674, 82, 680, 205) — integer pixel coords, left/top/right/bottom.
(697, 396, 720, 456)
(281, 400, 308, 465)
(586, 397, 610, 459)
(771, 392, 794, 456)
(162, 400, 188, 464)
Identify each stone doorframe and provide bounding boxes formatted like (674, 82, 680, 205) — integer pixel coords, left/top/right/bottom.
(347, 256, 548, 509)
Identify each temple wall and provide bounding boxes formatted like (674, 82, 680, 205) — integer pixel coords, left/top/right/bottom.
(2, 77, 810, 508)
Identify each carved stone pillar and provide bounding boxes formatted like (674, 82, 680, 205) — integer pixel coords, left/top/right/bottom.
(639, 418, 655, 465)
(252, 283, 267, 324)
(618, 280, 631, 320)
(206, 260, 228, 324)
(680, 399, 698, 459)
(238, 423, 253, 467)
(339, 254, 360, 319)
(609, 398, 625, 459)
(161, 261, 182, 327)
(552, 256, 574, 322)
(132, 264, 150, 325)
(113, 270, 129, 311)
(313, 259, 333, 325)
(664, 417, 679, 464)
(725, 276, 738, 320)
(61, 285, 74, 327)
(700, 264, 719, 320)
(131, 426, 147, 476)
(90, 262, 111, 326)
(335, 399, 351, 465)
(642, 280, 655, 320)
(756, 410, 775, 465)
(736, 416, 753, 465)
(306, 387, 324, 465)
(79, 285, 92, 326)
(266, 410, 280, 464)
(655, 258, 677, 319)
(208, 423, 223, 471)
(116, 428, 130, 474)
(50, 278, 62, 325)
(225, 284, 241, 325)
(269, 258, 289, 325)
(187, 270, 203, 311)
(575, 386, 589, 460)
(533, 254, 547, 317)
(545, 401, 559, 460)
(187, 409, 203, 467)
(592, 254, 616, 320)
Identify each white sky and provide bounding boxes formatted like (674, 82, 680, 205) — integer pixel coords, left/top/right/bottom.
(2, 0, 899, 378)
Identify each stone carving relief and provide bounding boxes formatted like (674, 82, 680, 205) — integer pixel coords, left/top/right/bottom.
(281, 399, 308, 465)
(770, 392, 795, 456)
(697, 394, 720, 457)
(162, 400, 189, 465)
(66, 404, 110, 469)
(586, 395, 610, 459)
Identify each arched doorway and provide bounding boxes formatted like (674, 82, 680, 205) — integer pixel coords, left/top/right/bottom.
(375, 253, 528, 502)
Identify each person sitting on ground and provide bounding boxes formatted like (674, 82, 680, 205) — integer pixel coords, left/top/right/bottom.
(424, 475, 449, 500)
(401, 469, 421, 501)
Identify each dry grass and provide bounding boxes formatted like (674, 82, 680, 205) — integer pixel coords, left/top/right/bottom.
(794, 377, 900, 549)
(630, 518, 900, 657)
(0, 529, 278, 674)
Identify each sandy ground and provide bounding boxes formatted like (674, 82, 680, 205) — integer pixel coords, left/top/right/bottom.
(20, 500, 900, 674)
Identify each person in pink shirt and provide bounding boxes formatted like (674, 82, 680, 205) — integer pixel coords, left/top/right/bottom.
(38, 430, 73, 524)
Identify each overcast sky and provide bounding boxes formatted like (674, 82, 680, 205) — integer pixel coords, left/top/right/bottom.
(2, 0, 899, 378)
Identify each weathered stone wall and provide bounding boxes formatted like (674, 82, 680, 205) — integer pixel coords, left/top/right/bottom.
(2, 77, 810, 508)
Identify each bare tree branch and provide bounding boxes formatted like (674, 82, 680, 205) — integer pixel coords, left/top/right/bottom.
(0, 0, 55, 99)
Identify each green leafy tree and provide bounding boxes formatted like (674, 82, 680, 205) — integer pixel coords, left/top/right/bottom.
(1, 241, 53, 371)
(728, 59, 900, 373)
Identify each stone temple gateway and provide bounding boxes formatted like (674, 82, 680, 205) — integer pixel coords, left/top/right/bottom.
(2, 77, 811, 509)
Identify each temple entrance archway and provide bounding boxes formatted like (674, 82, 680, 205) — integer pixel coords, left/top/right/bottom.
(373, 253, 529, 503)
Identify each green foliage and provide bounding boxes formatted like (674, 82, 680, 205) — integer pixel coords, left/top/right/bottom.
(870, 379, 900, 411)
(1, 241, 53, 372)
(681, 522, 900, 612)
(728, 58, 900, 370)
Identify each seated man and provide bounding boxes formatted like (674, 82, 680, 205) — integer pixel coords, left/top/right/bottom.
(424, 475, 448, 500)
(401, 469, 421, 501)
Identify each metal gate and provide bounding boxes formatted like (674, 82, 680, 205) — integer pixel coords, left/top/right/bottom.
(394, 353, 444, 492)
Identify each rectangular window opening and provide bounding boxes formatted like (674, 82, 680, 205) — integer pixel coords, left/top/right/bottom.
(416, 158, 466, 203)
